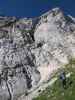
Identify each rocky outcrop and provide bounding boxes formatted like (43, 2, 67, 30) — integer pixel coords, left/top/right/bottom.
(0, 8, 75, 100)
(34, 8, 75, 66)
(0, 17, 40, 100)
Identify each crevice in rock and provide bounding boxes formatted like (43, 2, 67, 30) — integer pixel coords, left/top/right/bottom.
(22, 67, 32, 89)
(29, 18, 40, 42)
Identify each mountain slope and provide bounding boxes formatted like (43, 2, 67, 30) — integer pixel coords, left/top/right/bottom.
(0, 8, 75, 100)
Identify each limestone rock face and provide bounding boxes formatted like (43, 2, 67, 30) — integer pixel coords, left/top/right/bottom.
(0, 8, 75, 100)
(0, 17, 40, 100)
(34, 8, 75, 67)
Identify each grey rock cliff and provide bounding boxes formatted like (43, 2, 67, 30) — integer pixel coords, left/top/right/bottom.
(0, 8, 75, 100)
(0, 17, 40, 100)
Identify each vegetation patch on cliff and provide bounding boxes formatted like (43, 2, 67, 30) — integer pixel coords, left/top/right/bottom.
(33, 58, 75, 100)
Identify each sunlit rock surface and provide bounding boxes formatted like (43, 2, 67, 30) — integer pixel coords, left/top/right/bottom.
(0, 8, 75, 100)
